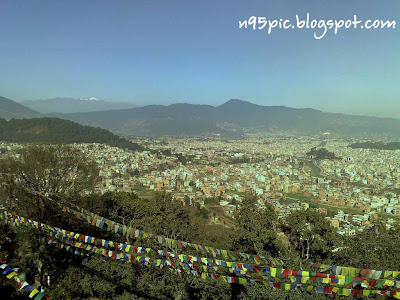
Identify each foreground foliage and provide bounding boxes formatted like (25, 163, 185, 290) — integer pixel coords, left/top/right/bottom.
(0, 145, 396, 299)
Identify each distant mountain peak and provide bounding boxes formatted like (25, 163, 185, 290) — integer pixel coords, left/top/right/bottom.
(79, 97, 99, 101)
(219, 99, 255, 107)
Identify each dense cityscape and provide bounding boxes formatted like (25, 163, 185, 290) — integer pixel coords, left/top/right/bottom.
(3, 135, 399, 236)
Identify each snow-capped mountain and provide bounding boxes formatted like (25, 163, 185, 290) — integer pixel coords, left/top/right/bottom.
(79, 97, 99, 101)
(22, 97, 137, 114)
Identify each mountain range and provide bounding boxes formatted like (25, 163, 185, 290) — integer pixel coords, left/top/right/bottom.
(0, 96, 141, 149)
(21, 97, 137, 113)
(1, 96, 400, 138)
(49, 99, 400, 138)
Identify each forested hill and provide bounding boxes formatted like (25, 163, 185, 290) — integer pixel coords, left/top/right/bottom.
(0, 117, 143, 150)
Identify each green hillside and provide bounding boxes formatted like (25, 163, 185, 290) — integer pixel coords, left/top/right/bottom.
(0, 117, 143, 150)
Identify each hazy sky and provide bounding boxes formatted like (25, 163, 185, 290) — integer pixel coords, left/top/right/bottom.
(1, 0, 400, 117)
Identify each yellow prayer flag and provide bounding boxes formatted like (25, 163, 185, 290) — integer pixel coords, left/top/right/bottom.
(6, 271, 17, 279)
(29, 289, 39, 298)
(344, 289, 351, 296)
(384, 271, 392, 278)
(270, 268, 276, 277)
(301, 277, 309, 284)
(384, 280, 394, 286)
(363, 290, 371, 297)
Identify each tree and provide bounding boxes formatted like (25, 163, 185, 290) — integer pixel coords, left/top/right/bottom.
(0, 144, 99, 222)
(233, 196, 283, 257)
(0, 144, 99, 289)
(280, 210, 340, 263)
(0, 144, 99, 197)
(335, 221, 400, 270)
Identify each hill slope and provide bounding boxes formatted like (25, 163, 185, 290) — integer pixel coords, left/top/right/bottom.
(0, 96, 41, 119)
(0, 117, 142, 150)
(22, 97, 137, 113)
(50, 99, 400, 138)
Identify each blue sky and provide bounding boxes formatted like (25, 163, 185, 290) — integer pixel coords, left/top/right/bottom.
(1, 0, 399, 117)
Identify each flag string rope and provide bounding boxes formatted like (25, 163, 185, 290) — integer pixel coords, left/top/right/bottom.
(1, 206, 270, 277)
(0, 261, 49, 300)
(37, 237, 400, 299)
(25, 188, 280, 266)
(2, 205, 400, 290)
(48, 237, 400, 298)
(24, 189, 400, 280)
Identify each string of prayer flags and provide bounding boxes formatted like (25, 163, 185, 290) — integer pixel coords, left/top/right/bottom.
(3, 204, 400, 290)
(0, 261, 49, 299)
(39, 225, 400, 290)
(30, 240, 400, 299)
(303, 262, 400, 281)
(1, 208, 267, 281)
(24, 188, 281, 266)
(0, 208, 353, 288)
(38, 191, 280, 265)
(21, 188, 400, 281)
(49, 199, 400, 280)
(51, 231, 400, 291)
(2, 205, 400, 298)
(6, 206, 396, 288)
(0, 208, 263, 277)
(45, 237, 259, 285)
